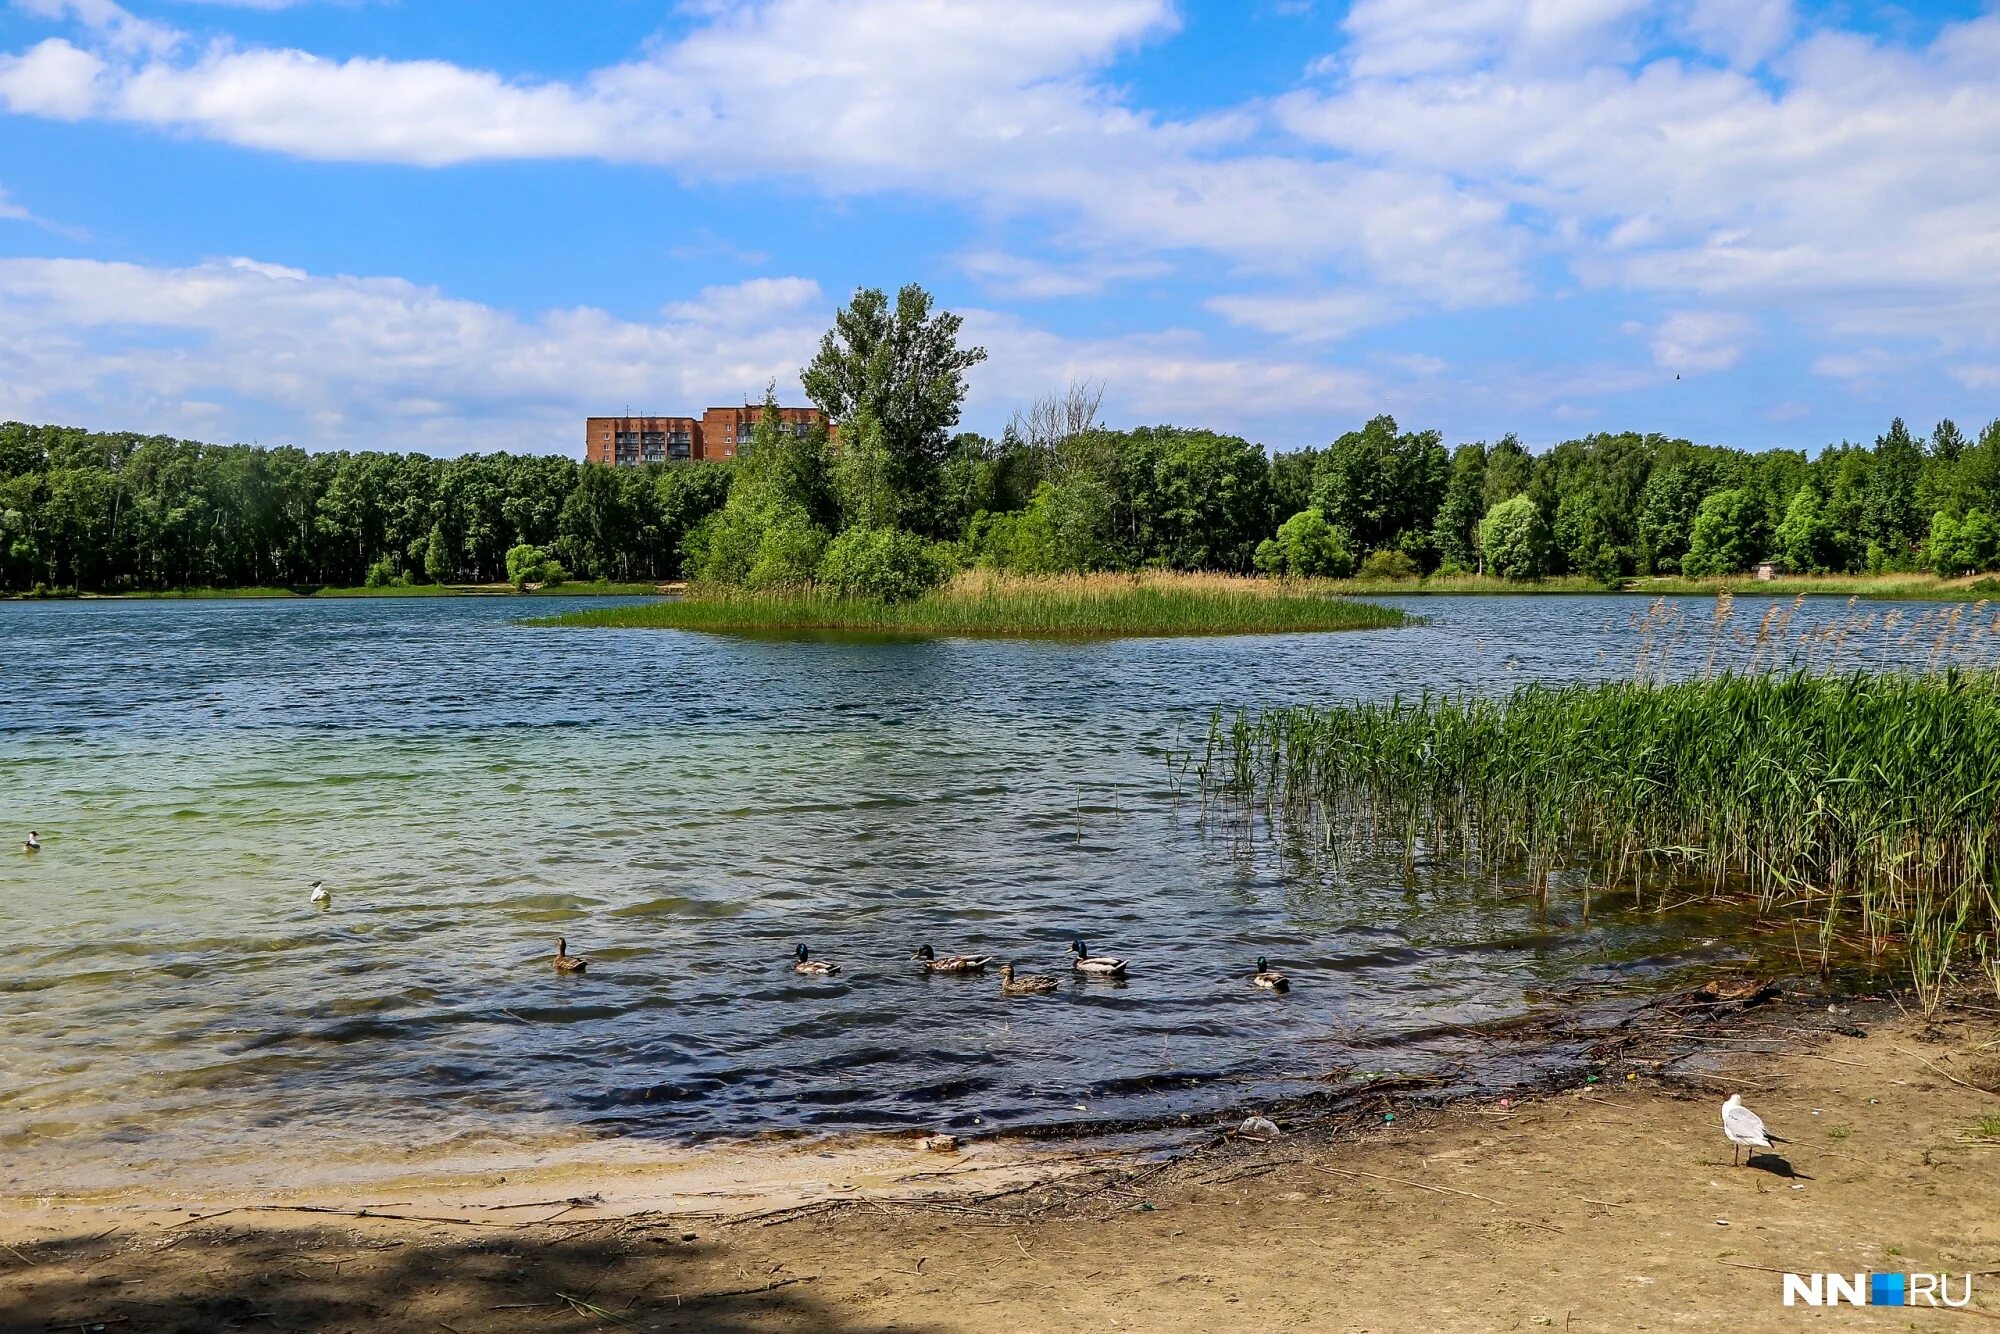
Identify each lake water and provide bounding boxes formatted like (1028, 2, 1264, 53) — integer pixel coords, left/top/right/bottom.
(0, 592, 1982, 1198)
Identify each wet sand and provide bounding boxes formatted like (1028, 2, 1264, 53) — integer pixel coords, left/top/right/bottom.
(3, 997, 1995, 1332)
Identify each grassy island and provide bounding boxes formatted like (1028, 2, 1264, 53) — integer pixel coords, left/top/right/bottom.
(531, 571, 1410, 638)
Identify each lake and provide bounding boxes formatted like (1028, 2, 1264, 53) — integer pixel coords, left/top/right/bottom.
(0, 592, 1974, 1198)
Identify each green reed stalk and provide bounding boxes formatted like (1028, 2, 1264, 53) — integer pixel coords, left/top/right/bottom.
(1203, 670, 2000, 1015)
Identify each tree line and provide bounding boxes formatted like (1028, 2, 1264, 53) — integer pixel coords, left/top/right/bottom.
(4, 285, 1998, 595)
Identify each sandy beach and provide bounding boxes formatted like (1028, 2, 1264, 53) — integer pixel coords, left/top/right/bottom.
(3, 990, 1995, 1332)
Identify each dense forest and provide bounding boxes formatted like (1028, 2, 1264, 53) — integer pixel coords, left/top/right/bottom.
(4, 284, 1998, 595)
(5, 409, 1998, 596)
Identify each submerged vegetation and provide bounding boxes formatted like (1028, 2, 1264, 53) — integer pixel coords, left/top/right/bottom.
(533, 570, 1409, 639)
(1197, 626, 2000, 1011)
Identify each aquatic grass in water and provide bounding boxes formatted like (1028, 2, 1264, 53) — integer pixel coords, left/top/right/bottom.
(1199, 669, 2000, 1012)
(530, 570, 1410, 638)
(1627, 592, 2000, 678)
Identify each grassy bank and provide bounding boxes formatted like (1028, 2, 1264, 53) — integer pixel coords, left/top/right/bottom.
(1202, 671, 2000, 1010)
(1629, 571, 2000, 600)
(1318, 570, 2000, 599)
(533, 570, 1411, 638)
(1329, 573, 1610, 596)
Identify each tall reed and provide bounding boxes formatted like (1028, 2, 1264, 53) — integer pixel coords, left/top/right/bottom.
(1201, 670, 2000, 1012)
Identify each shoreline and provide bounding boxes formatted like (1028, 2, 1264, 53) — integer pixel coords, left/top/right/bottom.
(8, 984, 1993, 1329)
(10, 571, 2000, 603)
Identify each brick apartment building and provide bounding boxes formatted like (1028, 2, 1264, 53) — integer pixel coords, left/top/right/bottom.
(584, 405, 826, 466)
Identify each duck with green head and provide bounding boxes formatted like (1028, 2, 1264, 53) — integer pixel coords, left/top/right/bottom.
(1252, 957, 1289, 992)
(793, 944, 841, 976)
(1069, 939, 1127, 977)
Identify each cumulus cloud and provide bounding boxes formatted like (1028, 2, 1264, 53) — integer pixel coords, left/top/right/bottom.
(1277, 0, 2000, 351)
(2, 0, 1997, 433)
(957, 251, 1170, 299)
(965, 309, 1378, 426)
(1647, 310, 1753, 373)
(1206, 289, 1398, 343)
(0, 38, 109, 117)
(0, 255, 1378, 452)
(0, 0, 1529, 305)
(0, 257, 831, 451)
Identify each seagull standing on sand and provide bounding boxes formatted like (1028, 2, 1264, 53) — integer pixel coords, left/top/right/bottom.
(1721, 1092, 1786, 1166)
(310, 880, 330, 908)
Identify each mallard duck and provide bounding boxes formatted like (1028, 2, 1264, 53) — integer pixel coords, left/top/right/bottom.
(1069, 939, 1127, 976)
(912, 944, 991, 974)
(23, 831, 40, 854)
(999, 962, 1059, 995)
(1252, 956, 1290, 992)
(792, 944, 840, 976)
(553, 937, 587, 973)
(310, 880, 330, 908)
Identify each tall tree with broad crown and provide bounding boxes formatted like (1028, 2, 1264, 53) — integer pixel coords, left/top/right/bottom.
(800, 285, 987, 537)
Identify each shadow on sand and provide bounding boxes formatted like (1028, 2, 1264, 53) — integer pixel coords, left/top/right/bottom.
(0, 1220, 902, 1334)
(1745, 1151, 1810, 1179)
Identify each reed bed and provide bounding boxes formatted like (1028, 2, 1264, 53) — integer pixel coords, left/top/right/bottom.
(1628, 592, 2000, 678)
(531, 570, 1410, 638)
(1198, 669, 2000, 1011)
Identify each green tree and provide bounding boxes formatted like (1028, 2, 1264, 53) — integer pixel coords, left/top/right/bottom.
(1132, 427, 1271, 571)
(1927, 509, 1999, 576)
(800, 284, 987, 536)
(1256, 509, 1356, 578)
(1482, 434, 1533, 509)
(1356, 548, 1419, 581)
(1774, 486, 1836, 574)
(1430, 443, 1486, 573)
(423, 525, 451, 584)
(690, 387, 836, 586)
(815, 526, 949, 601)
(1681, 488, 1761, 576)
(505, 542, 564, 589)
(1310, 415, 1448, 560)
(1477, 495, 1550, 579)
(1863, 417, 1925, 567)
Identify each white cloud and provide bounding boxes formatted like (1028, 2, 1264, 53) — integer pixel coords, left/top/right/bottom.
(2, 0, 1997, 426)
(0, 0, 1529, 305)
(0, 187, 28, 221)
(1206, 289, 1397, 342)
(1276, 4, 2000, 352)
(1677, 0, 1792, 68)
(0, 254, 1383, 452)
(1333, 0, 1651, 79)
(958, 251, 1169, 299)
(0, 38, 108, 117)
(964, 310, 1378, 428)
(1647, 310, 1752, 373)
(13, 0, 180, 56)
(119, 47, 609, 165)
(0, 257, 831, 451)
(1810, 347, 1906, 390)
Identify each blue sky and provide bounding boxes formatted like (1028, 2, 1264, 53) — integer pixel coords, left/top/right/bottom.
(1, 0, 1996, 457)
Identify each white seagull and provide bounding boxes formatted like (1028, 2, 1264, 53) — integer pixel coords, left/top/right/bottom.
(310, 880, 330, 908)
(1721, 1092, 1786, 1166)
